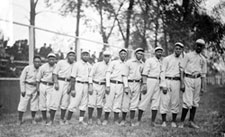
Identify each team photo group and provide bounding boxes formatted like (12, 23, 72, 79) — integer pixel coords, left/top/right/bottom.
(17, 38, 207, 130)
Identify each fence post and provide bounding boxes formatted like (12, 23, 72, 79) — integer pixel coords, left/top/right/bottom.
(29, 25, 34, 65)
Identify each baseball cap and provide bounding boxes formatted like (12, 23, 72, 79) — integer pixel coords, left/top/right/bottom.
(47, 53, 56, 58)
(175, 42, 184, 48)
(154, 47, 163, 52)
(119, 48, 128, 53)
(196, 39, 205, 45)
(67, 50, 76, 55)
(103, 50, 111, 56)
(135, 48, 144, 53)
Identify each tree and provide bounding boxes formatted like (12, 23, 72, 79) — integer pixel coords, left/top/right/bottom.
(30, 0, 39, 48)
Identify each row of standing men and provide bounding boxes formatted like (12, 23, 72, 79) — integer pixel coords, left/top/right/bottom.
(17, 39, 207, 129)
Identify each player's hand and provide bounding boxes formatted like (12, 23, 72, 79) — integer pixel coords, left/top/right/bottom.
(71, 90, 76, 97)
(141, 84, 147, 95)
(180, 82, 185, 92)
(105, 86, 110, 95)
(67, 86, 72, 94)
(54, 82, 59, 90)
(88, 84, 93, 95)
(161, 87, 167, 94)
(124, 87, 131, 95)
(21, 91, 26, 97)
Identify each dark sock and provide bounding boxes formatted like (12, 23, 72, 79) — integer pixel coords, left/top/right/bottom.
(50, 109, 56, 122)
(88, 107, 94, 119)
(130, 110, 135, 120)
(172, 113, 177, 122)
(60, 109, 66, 120)
(151, 110, 157, 122)
(114, 112, 119, 121)
(18, 111, 23, 122)
(105, 112, 110, 120)
(122, 112, 127, 121)
(161, 113, 166, 122)
(97, 108, 102, 119)
(80, 110, 85, 117)
(181, 108, 189, 122)
(189, 107, 197, 122)
(66, 111, 73, 120)
(41, 111, 47, 121)
(31, 111, 36, 119)
(138, 109, 144, 121)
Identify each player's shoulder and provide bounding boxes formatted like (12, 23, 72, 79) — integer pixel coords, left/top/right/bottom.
(57, 59, 66, 65)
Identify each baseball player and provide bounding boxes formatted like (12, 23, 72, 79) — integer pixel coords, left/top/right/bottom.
(36, 53, 56, 124)
(88, 51, 111, 125)
(179, 39, 207, 129)
(48, 51, 75, 125)
(17, 56, 42, 125)
(159, 42, 184, 127)
(120, 48, 144, 126)
(65, 50, 91, 125)
(136, 47, 163, 126)
(102, 48, 129, 125)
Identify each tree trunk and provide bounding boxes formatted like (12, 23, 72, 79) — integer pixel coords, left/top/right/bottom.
(154, 0, 160, 48)
(125, 0, 134, 48)
(99, 2, 108, 51)
(75, 0, 82, 54)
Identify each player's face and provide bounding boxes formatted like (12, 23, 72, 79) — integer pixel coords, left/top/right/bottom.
(48, 57, 56, 66)
(135, 52, 144, 60)
(103, 55, 111, 64)
(195, 44, 204, 54)
(155, 49, 163, 59)
(67, 53, 75, 63)
(33, 58, 41, 68)
(81, 52, 90, 62)
(174, 46, 183, 57)
(119, 51, 127, 61)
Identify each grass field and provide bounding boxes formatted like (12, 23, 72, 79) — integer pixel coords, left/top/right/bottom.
(0, 86, 225, 137)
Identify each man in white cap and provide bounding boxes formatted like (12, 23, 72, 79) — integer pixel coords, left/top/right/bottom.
(102, 48, 129, 125)
(87, 50, 111, 125)
(36, 53, 56, 124)
(159, 42, 184, 127)
(17, 56, 42, 125)
(136, 46, 163, 126)
(65, 50, 91, 125)
(48, 50, 75, 125)
(179, 39, 207, 129)
(120, 48, 144, 126)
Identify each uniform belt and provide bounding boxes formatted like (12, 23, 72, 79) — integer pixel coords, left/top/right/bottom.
(128, 79, 142, 83)
(76, 80, 89, 84)
(147, 76, 160, 80)
(185, 73, 201, 79)
(110, 80, 123, 84)
(93, 80, 106, 85)
(58, 77, 71, 82)
(25, 81, 36, 86)
(165, 77, 180, 81)
(40, 81, 54, 86)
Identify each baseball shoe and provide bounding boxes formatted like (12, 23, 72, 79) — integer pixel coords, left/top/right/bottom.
(178, 122, 184, 128)
(114, 121, 120, 126)
(97, 119, 102, 125)
(59, 120, 65, 125)
(102, 120, 108, 126)
(17, 121, 23, 126)
(64, 120, 71, 125)
(171, 122, 177, 128)
(41, 120, 47, 125)
(46, 121, 53, 126)
(152, 122, 160, 127)
(131, 121, 140, 127)
(189, 121, 200, 129)
(32, 119, 37, 125)
(79, 121, 88, 126)
(161, 121, 167, 127)
(119, 120, 126, 126)
(88, 119, 93, 125)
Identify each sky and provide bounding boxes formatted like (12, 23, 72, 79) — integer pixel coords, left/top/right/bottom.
(0, 0, 223, 55)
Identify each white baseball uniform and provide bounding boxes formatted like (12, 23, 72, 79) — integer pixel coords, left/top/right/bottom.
(139, 56, 162, 111)
(181, 51, 207, 109)
(36, 63, 55, 111)
(18, 65, 39, 112)
(160, 54, 183, 114)
(122, 58, 143, 112)
(49, 60, 74, 110)
(68, 60, 92, 112)
(88, 61, 109, 108)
